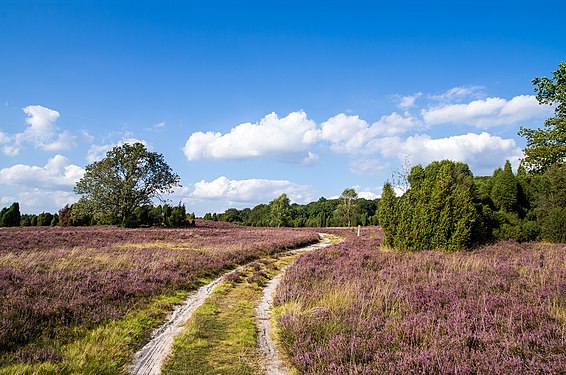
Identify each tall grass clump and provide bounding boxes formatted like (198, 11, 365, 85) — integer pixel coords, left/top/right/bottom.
(274, 233, 566, 374)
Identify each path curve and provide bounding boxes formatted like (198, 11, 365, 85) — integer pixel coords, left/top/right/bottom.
(128, 235, 330, 375)
(256, 234, 332, 375)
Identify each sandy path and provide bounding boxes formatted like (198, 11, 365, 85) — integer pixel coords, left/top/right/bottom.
(128, 236, 330, 375)
(256, 235, 332, 375)
(128, 269, 235, 375)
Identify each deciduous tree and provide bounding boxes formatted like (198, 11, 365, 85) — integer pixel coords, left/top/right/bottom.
(270, 193, 291, 227)
(335, 188, 359, 227)
(74, 142, 180, 226)
(519, 61, 566, 173)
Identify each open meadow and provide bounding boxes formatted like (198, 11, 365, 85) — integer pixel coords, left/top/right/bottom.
(0, 221, 319, 373)
(275, 228, 566, 374)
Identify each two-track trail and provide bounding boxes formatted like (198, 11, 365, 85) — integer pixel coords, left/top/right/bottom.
(255, 235, 332, 375)
(128, 234, 332, 375)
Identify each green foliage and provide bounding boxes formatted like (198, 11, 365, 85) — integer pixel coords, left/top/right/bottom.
(0, 202, 20, 227)
(334, 188, 359, 227)
(37, 212, 54, 226)
(167, 204, 187, 227)
(269, 193, 291, 227)
(220, 208, 245, 224)
(58, 205, 72, 226)
(378, 182, 397, 247)
(380, 161, 486, 251)
(213, 194, 378, 228)
(493, 211, 540, 243)
(536, 164, 566, 242)
(74, 142, 180, 227)
(70, 199, 96, 226)
(491, 161, 519, 212)
(519, 61, 566, 174)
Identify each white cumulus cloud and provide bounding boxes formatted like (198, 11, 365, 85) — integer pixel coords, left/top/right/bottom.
(41, 130, 93, 152)
(21, 105, 60, 142)
(398, 92, 422, 110)
(183, 111, 319, 162)
(400, 132, 523, 175)
(2, 105, 92, 155)
(0, 155, 85, 190)
(191, 176, 312, 205)
(422, 95, 551, 128)
(320, 112, 420, 154)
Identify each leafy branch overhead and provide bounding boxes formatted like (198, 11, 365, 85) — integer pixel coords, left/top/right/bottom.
(519, 61, 566, 173)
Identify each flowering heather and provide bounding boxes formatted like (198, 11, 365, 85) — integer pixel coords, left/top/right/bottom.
(275, 231, 566, 374)
(0, 221, 318, 365)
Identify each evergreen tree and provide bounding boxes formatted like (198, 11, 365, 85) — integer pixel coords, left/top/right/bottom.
(167, 204, 187, 227)
(0, 202, 21, 227)
(536, 164, 566, 242)
(379, 182, 397, 247)
(58, 205, 73, 226)
(380, 161, 485, 251)
(37, 212, 54, 226)
(491, 161, 519, 212)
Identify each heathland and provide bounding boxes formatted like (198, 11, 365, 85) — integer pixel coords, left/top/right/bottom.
(274, 228, 565, 374)
(0, 222, 319, 373)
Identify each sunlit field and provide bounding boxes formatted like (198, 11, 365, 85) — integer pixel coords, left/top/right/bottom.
(275, 229, 566, 374)
(0, 221, 319, 372)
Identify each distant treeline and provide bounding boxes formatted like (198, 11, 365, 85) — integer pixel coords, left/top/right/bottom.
(202, 159, 565, 246)
(202, 193, 379, 228)
(2, 160, 564, 243)
(0, 202, 196, 228)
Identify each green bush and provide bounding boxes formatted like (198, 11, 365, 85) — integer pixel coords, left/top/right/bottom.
(380, 160, 489, 251)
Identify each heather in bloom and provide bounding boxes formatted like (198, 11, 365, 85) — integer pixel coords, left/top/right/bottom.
(0, 222, 319, 366)
(275, 231, 566, 374)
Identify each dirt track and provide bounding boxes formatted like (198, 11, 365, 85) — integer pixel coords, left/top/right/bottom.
(129, 234, 331, 375)
(255, 236, 332, 375)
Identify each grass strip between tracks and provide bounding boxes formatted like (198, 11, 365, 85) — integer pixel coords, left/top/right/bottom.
(161, 252, 300, 375)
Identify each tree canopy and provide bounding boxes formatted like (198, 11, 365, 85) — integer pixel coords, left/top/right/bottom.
(335, 188, 359, 227)
(270, 193, 291, 227)
(519, 61, 566, 173)
(380, 160, 485, 251)
(74, 142, 180, 226)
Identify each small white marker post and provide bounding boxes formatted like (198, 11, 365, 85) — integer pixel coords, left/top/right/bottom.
(357, 225, 361, 237)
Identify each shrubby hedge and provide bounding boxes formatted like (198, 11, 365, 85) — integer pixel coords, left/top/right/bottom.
(380, 160, 566, 250)
(380, 161, 487, 251)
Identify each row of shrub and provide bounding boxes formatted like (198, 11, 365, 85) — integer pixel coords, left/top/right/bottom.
(0, 202, 195, 228)
(379, 160, 566, 250)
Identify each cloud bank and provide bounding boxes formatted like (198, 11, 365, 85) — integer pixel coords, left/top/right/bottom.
(1, 105, 92, 156)
(183, 90, 548, 176)
(191, 176, 312, 205)
(184, 111, 319, 164)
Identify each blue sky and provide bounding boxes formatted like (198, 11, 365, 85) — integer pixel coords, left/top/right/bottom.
(1, 0, 565, 215)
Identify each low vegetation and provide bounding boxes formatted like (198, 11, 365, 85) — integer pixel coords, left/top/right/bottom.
(0, 222, 319, 372)
(274, 231, 566, 374)
(161, 252, 298, 374)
